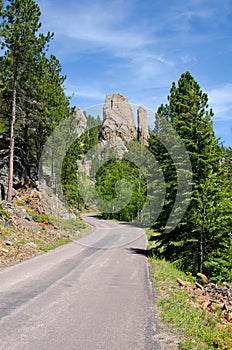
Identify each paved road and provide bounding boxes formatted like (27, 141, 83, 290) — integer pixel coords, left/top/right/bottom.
(0, 214, 160, 349)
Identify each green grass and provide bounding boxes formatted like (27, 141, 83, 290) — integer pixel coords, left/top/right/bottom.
(14, 199, 26, 206)
(41, 237, 72, 252)
(0, 203, 8, 219)
(0, 220, 19, 237)
(56, 216, 86, 231)
(0, 226, 13, 236)
(14, 236, 72, 252)
(149, 257, 232, 349)
(26, 209, 54, 225)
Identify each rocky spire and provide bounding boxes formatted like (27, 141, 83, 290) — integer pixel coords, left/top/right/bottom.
(137, 106, 149, 146)
(101, 93, 137, 158)
(102, 93, 136, 141)
(74, 106, 87, 135)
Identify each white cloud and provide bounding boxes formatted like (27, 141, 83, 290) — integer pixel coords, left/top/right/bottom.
(165, 0, 232, 30)
(207, 84, 232, 121)
(38, 1, 180, 99)
(180, 55, 198, 65)
(37, 1, 232, 128)
(39, 0, 152, 54)
(66, 82, 106, 103)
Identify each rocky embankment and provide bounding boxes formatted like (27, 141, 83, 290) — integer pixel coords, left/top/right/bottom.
(177, 274, 232, 324)
(0, 187, 87, 269)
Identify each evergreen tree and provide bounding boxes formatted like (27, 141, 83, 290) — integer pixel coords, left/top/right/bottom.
(150, 72, 231, 280)
(30, 54, 71, 170)
(148, 112, 177, 232)
(61, 114, 101, 209)
(0, 0, 53, 201)
(81, 113, 101, 154)
(96, 159, 147, 222)
(61, 138, 83, 209)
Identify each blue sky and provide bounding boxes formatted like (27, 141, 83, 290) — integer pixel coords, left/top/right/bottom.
(37, 0, 232, 147)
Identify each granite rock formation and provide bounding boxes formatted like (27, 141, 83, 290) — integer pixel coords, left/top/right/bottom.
(74, 106, 87, 135)
(101, 93, 148, 158)
(102, 93, 136, 141)
(101, 93, 136, 158)
(137, 106, 149, 146)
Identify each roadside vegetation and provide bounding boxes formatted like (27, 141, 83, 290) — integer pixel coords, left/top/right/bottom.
(0, 1, 231, 283)
(62, 72, 232, 284)
(0, 195, 87, 268)
(149, 257, 232, 350)
(0, 2, 231, 346)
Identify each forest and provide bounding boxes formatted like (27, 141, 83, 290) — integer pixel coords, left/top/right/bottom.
(0, 0, 231, 282)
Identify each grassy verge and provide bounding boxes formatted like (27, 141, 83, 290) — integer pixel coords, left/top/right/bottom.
(149, 257, 232, 349)
(40, 237, 72, 252)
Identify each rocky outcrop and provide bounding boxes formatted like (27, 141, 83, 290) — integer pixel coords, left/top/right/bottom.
(37, 183, 76, 221)
(101, 93, 149, 158)
(102, 93, 136, 139)
(74, 107, 87, 135)
(137, 106, 149, 146)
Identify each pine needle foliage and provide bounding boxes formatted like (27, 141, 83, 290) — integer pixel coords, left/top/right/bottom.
(149, 72, 232, 282)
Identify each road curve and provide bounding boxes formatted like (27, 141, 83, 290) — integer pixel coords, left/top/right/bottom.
(0, 214, 160, 349)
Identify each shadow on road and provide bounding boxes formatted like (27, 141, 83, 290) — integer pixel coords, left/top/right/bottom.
(126, 248, 148, 256)
(126, 247, 159, 258)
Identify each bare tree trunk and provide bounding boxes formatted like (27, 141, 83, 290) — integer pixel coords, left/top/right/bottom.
(7, 73, 17, 202)
(199, 232, 203, 273)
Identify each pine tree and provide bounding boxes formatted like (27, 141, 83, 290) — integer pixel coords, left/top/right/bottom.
(81, 113, 102, 154)
(148, 111, 177, 232)
(150, 72, 231, 280)
(31, 54, 71, 170)
(0, 0, 53, 201)
(62, 138, 83, 209)
(61, 114, 101, 209)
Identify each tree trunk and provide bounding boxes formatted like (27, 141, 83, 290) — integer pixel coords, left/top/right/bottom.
(198, 232, 203, 273)
(7, 73, 17, 202)
(35, 123, 44, 178)
(24, 117, 29, 157)
(23, 118, 30, 181)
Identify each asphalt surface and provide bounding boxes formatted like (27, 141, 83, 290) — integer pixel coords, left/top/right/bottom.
(0, 214, 160, 349)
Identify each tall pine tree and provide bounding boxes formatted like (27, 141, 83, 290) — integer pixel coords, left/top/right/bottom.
(150, 72, 231, 280)
(0, 0, 53, 201)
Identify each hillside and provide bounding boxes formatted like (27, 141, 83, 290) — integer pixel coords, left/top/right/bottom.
(0, 186, 88, 269)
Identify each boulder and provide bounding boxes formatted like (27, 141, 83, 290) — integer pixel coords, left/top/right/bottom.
(38, 182, 76, 221)
(20, 209, 32, 221)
